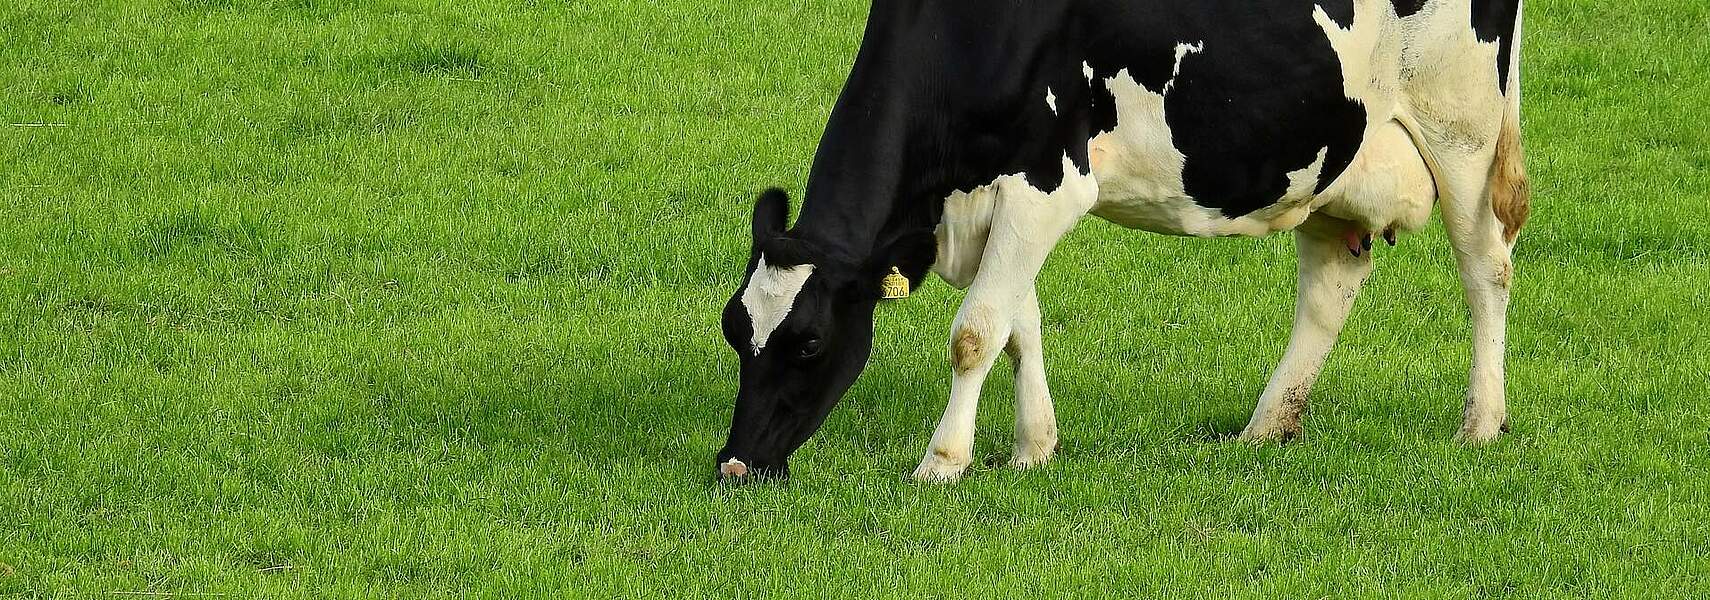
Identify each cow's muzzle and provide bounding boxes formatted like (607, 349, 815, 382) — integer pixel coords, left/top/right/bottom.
(714, 457, 788, 484)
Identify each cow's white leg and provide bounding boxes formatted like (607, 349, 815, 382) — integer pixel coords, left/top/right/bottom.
(912, 297, 1011, 482)
(1440, 173, 1515, 444)
(914, 163, 1094, 483)
(1006, 288, 1057, 469)
(1242, 215, 1374, 442)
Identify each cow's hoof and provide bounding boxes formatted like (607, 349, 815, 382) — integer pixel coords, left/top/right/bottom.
(1238, 424, 1300, 444)
(1455, 417, 1508, 446)
(912, 451, 970, 483)
(1009, 439, 1057, 470)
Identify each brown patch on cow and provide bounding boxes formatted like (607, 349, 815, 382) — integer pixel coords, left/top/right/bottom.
(950, 305, 997, 374)
(952, 328, 984, 373)
(1494, 261, 1514, 289)
(1275, 386, 1310, 442)
(933, 447, 956, 461)
(1490, 112, 1530, 244)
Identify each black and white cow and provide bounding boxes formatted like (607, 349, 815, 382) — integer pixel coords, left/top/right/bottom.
(718, 0, 1530, 482)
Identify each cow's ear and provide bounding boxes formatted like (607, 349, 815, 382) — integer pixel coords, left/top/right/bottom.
(751, 188, 791, 245)
(867, 230, 937, 296)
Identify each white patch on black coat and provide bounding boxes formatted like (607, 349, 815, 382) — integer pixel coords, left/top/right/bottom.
(741, 256, 814, 355)
(1164, 42, 1204, 94)
(934, 183, 998, 289)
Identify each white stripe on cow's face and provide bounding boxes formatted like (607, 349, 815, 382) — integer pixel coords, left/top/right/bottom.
(741, 256, 815, 356)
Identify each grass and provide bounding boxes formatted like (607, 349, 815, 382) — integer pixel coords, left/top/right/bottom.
(1, 0, 1707, 596)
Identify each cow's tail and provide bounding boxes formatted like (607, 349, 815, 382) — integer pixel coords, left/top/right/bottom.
(1491, 2, 1530, 245)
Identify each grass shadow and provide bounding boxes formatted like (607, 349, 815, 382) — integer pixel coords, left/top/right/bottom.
(367, 43, 491, 79)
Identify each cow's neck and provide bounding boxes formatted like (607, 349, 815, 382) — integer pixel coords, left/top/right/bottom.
(791, 97, 937, 263)
(790, 3, 1017, 263)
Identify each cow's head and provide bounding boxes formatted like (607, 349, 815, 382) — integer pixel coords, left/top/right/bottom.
(716, 189, 934, 482)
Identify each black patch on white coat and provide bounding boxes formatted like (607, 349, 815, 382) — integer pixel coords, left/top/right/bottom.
(1471, 0, 1522, 93)
(1079, 1, 1367, 218)
(1388, 0, 1525, 92)
(1390, 0, 1427, 18)
(1394, 0, 1520, 93)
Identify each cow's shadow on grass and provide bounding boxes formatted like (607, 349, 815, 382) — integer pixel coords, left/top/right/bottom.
(304, 345, 735, 487)
(374, 335, 1279, 487)
(1185, 410, 1253, 443)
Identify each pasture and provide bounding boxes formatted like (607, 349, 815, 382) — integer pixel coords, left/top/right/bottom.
(2, 0, 1707, 596)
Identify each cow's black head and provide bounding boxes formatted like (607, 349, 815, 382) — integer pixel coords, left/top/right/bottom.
(716, 189, 934, 483)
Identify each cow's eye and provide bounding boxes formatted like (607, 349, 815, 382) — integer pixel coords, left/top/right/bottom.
(797, 337, 824, 360)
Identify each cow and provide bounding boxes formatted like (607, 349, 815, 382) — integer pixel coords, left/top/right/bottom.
(716, 0, 1530, 483)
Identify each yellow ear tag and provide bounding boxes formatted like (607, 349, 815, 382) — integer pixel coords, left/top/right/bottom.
(880, 267, 911, 300)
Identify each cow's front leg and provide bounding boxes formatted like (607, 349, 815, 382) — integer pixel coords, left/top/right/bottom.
(911, 295, 1012, 482)
(914, 279, 1058, 481)
(1006, 288, 1057, 469)
(914, 164, 1095, 483)
(1242, 214, 1374, 442)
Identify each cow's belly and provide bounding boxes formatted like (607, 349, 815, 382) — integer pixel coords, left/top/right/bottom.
(1077, 56, 1348, 238)
(1087, 118, 1436, 238)
(1077, 67, 1261, 237)
(1083, 109, 1333, 238)
(1086, 145, 1326, 238)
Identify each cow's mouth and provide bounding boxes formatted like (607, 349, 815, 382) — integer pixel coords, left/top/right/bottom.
(714, 457, 789, 484)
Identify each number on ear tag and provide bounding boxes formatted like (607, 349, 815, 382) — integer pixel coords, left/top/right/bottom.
(880, 267, 910, 299)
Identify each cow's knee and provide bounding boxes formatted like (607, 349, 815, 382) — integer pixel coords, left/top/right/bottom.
(950, 303, 1003, 374)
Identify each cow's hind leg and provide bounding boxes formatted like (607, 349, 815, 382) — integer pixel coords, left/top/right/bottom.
(1444, 90, 1529, 444)
(1242, 214, 1374, 442)
(1440, 164, 1520, 444)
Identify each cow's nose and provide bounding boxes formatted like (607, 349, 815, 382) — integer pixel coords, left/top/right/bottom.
(717, 458, 750, 483)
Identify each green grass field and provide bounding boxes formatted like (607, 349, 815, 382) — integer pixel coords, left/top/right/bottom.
(3, 0, 1708, 596)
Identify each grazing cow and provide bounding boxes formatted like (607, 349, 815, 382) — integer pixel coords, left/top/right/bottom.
(717, 0, 1530, 482)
